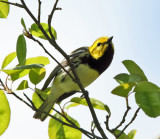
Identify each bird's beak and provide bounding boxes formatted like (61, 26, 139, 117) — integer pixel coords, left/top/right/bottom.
(106, 36, 113, 44)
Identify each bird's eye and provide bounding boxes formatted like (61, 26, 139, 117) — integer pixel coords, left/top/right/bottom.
(97, 43, 101, 46)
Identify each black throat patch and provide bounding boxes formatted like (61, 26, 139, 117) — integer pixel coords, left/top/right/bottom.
(87, 43, 114, 74)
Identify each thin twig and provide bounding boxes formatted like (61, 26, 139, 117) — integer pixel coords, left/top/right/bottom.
(0, 79, 5, 89)
(0, 1, 24, 8)
(11, 91, 101, 139)
(37, 0, 41, 23)
(116, 108, 141, 138)
(21, 0, 69, 60)
(48, 0, 61, 40)
(29, 35, 75, 82)
(23, 93, 37, 110)
(111, 98, 131, 132)
(113, 106, 131, 132)
(69, 62, 108, 139)
(45, 112, 100, 139)
(105, 115, 117, 137)
(11, 92, 33, 109)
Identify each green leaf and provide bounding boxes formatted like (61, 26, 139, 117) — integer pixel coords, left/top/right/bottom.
(16, 35, 27, 65)
(0, 0, 9, 18)
(0, 90, 11, 135)
(16, 80, 29, 90)
(48, 113, 81, 139)
(66, 97, 110, 114)
(32, 92, 43, 109)
(122, 60, 148, 81)
(10, 64, 44, 81)
(114, 130, 128, 139)
(1, 52, 17, 69)
(1, 64, 44, 75)
(114, 73, 142, 85)
(30, 23, 57, 40)
(32, 88, 50, 109)
(11, 64, 44, 70)
(127, 130, 137, 139)
(114, 73, 129, 84)
(11, 69, 31, 81)
(25, 56, 50, 65)
(134, 81, 160, 117)
(21, 18, 26, 30)
(1, 64, 44, 81)
(128, 74, 142, 82)
(112, 82, 135, 97)
(29, 68, 46, 85)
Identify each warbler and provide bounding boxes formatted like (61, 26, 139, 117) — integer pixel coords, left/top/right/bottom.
(34, 36, 114, 121)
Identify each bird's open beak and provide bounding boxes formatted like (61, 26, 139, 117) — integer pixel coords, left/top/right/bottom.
(106, 36, 113, 44)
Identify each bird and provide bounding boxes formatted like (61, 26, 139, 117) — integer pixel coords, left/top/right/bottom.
(34, 36, 114, 121)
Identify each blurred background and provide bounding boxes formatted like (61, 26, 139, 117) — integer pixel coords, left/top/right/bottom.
(0, 0, 160, 138)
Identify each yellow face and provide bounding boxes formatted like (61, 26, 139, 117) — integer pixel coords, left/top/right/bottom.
(89, 36, 113, 60)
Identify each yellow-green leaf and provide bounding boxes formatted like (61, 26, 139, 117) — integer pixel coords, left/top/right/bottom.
(16, 80, 29, 90)
(1, 64, 44, 81)
(30, 23, 57, 40)
(127, 130, 137, 139)
(25, 56, 50, 65)
(11, 69, 31, 81)
(48, 113, 81, 139)
(29, 68, 46, 85)
(32, 88, 50, 109)
(0, 90, 11, 135)
(112, 82, 135, 97)
(114, 130, 128, 139)
(66, 97, 110, 114)
(0, 0, 9, 18)
(1, 64, 44, 75)
(1, 52, 17, 69)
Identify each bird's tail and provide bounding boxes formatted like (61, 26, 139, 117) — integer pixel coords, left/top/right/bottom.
(33, 97, 57, 121)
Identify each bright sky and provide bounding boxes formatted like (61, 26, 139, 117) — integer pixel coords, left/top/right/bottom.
(0, 0, 160, 139)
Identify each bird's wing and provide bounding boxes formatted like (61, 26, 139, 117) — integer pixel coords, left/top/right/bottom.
(41, 65, 61, 91)
(41, 47, 89, 91)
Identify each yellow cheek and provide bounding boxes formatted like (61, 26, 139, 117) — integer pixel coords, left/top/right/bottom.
(96, 47, 102, 51)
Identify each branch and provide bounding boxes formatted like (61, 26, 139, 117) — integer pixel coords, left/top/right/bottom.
(116, 108, 140, 138)
(0, 79, 5, 89)
(10, 91, 101, 139)
(111, 98, 131, 132)
(69, 64, 108, 139)
(20, 0, 68, 60)
(30, 88, 93, 138)
(29, 35, 75, 82)
(11, 92, 34, 110)
(105, 115, 117, 137)
(23, 93, 37, 110)
(46, 112, 102, 139)
(48, 0, 61, 39)
(52, 108, 98, 139)
(0, 1, 24, 8)
(37, 0, 42, 23)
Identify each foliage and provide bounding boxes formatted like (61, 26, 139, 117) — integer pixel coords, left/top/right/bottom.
(0, 0, 9, 18)
(0, 90, 10, 135)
